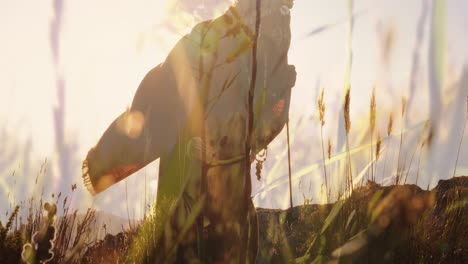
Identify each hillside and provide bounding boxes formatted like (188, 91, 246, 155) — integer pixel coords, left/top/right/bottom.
(79, 176, 467, 263)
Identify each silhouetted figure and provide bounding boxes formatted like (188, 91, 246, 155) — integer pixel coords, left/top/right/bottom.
(82, 0, 295, 262)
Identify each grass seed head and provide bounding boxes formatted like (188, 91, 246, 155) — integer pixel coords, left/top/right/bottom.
(370, 87, 376, 134)
(420, 120, 433, 148)
(344, 87, 351, 134)
(387, 112, 394, 136)
(401, 96, 407, 116)
(318, 88, 326, 126)
(376, 133, 382, 160)
(426, 127, 434, 148)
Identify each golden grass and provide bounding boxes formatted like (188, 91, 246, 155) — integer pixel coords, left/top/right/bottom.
(318, 88, 329, 202)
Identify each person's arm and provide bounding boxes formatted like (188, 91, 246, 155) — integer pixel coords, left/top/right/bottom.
(82, 64, 185, 195)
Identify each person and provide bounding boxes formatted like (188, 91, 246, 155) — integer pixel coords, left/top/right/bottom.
(82, 0, 295, 262)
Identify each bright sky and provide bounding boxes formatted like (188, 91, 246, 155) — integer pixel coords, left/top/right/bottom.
(1, 0, 468, 217)
(1, 0, 467, 154)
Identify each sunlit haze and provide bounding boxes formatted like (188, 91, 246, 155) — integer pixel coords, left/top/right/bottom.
(1, 0, 467, 220)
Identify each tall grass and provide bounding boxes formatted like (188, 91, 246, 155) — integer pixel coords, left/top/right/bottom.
(369, 87, 376, 182)
(328, 139, 332, 199)
(0, 207, 21, 262)
(375, 133, 382, 181)
(395, 97, 407, 185)
(335, 0, 354, 159)
(382, 113, 394, 183)
(291, 79, 465, 262)
(344, 87, 353, 195)
(318, 88, 329, 202)
(452, 97, 467, 177)
(0, 158, 96, 264)
(404, 120, 430, 184)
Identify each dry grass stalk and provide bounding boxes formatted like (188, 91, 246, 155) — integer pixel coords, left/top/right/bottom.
(404, 143, 418, 185)
(453, 97, 468, 178)
(376, 134, 382, 160)
(318, 88, 329, 202)
(319, 88, 326, 126)
(387, 112, 394, 137)
(404, 120, 430, 184)
(369, 87, 376, 181)
(375, 133, 382, 181)
(401, 97, 407, 116)
(395, 97, 407, 185)
(382, 113, 394, 184)
(0, 206, 19, 241)
(344, 88, 351, 135)
(415, 141, 425, 186)
(344, 87, 353, 194)
(414, 120, 431, 185)
(327, 138, 332, 200)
